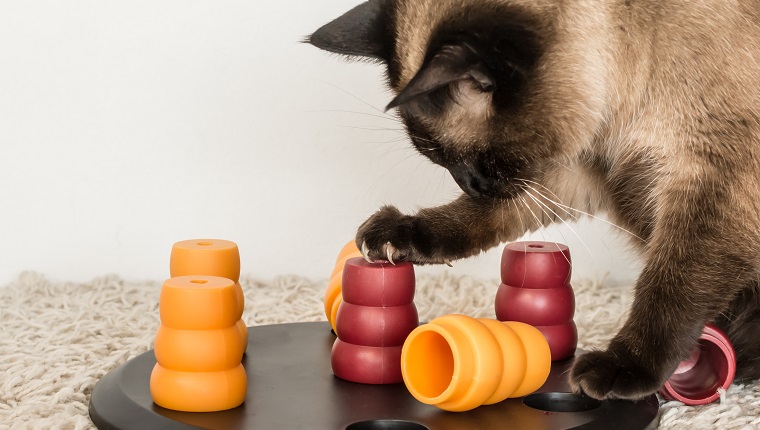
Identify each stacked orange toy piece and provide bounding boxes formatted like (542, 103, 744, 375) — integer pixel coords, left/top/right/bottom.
(169, 239, 247, 351)
(149, 239, 248, 412)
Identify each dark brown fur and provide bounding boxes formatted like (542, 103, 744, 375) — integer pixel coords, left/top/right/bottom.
(309, 0, 760, 400)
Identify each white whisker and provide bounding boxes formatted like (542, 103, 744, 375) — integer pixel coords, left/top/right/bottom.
(304, 109, 399, 122)
(335, 125, 406, 132)
(520, 182, 580, 222)
(407, 133, 439, 145)
(518, 178, 567, 206)
(358, 137, 410, 145)
(516, 194, 547, 242)
(312, 79, 397, 119)
(511, 198, 526, 238)
(518, 178, 645, 242)
(523, 188, 591, 263)
(365, 151, 423, 192)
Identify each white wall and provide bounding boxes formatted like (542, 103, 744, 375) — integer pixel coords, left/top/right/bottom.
(0, 1, 642, 287)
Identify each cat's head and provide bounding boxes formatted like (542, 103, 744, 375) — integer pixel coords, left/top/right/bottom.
(309, 0, 610, 199)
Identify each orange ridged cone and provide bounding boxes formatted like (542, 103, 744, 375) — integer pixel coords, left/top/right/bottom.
(401, 314, 551, 412)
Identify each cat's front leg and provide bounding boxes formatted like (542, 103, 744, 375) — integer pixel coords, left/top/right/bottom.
(569, 206, 755, 400)
(356, 194, 534, 265)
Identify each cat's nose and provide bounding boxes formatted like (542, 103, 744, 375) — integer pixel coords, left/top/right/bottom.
(448, 163, 498, 198)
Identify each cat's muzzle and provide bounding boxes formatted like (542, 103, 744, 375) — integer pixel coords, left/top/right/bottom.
(448, 163, 502, 199)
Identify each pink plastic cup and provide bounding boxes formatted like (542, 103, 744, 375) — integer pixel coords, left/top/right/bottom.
(500, 242, 571, 289)
(335, 302, 419, 347)
(331, 340, 404, 384)
(660, 325, 736, 405)
(331, 258, 418, 384)
(496, 241, 576, 361)
(341, 259, 415, 307)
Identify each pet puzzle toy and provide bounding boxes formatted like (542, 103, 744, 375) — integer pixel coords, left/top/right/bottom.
(89, 239, 663, 429)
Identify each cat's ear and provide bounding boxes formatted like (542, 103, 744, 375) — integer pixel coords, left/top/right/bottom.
(307, 0, 389, 61)
(387, 42, 495, 110)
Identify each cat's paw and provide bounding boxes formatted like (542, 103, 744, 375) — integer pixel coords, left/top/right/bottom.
(569, 348, 665, 400)
(356, 205, 435, 265)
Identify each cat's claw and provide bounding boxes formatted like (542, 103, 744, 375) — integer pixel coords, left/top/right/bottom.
(386, 243, 396, 265)
(362, 240, 398, 265)
(444, 259, 454, 267)
(361, 241, 374, 263)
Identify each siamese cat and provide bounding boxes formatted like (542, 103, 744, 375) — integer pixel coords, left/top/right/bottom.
(308, 0, 760, 400)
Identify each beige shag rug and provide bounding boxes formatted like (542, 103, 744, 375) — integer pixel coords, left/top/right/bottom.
(1, 271, 760, 429)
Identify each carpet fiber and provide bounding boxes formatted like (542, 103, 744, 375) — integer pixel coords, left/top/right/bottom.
(1, 271, 759, 429)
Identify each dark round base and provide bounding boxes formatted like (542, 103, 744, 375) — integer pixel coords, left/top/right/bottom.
(89, 322, 660, 430)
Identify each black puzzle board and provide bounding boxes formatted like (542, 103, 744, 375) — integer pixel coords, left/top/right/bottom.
(89, 322, 660, 430)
